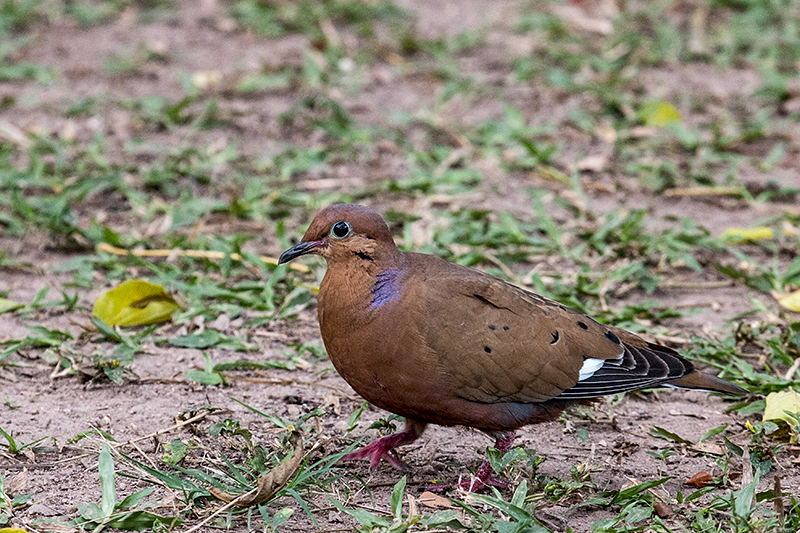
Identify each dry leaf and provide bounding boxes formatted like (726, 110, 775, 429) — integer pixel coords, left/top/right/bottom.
(418, 491, 454, 509)
(93, 279, 181, 327)
(653, 501, 674, 518)
(191, 70, 223, 89)
(6, 468, 29, 496)
(686, 471, 714, 487)
(210, 431, 304, 506)
(576, 154, 609, 173)
(692, 442, 725, 455)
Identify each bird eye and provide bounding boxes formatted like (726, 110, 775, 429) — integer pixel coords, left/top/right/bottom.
(330, 221, 351, 239)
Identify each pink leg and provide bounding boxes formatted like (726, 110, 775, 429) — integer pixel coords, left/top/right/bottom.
(341, 419, 427, 471)
(458, 432, 516, 492)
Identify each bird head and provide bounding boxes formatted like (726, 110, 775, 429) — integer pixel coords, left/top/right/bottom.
(279, 204, 397, 265)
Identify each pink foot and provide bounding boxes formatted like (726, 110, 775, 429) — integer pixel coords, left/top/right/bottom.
(457, 432, 516, 492)
(340, 419, 427, 471)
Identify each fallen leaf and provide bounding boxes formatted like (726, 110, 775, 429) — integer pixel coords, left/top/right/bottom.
(686, 471, 714, 487)
(5, 468, 29, 496)
(210, 431, 304, 506)
(576, 154, 609, 173)
(639, 101, 681, 127)
(721, 227, 775, 243)
(191, 70, 223, 89)
(418, 491, 454, 509)
(777, 290, 800, 313)
(0, 298, 23, 314)
(763, 390, 800, 430)
(653, 501, 674, 518)
(93, 279, 181, 327)
(692, 442, 725, 456)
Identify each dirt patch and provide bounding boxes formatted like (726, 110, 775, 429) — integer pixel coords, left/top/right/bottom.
(2, 0, 799, 532)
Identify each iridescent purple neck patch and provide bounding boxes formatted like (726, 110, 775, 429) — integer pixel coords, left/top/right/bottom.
(371, 268, 405, 310)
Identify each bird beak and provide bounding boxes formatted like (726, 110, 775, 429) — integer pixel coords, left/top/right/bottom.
(278, 240, 323, 264)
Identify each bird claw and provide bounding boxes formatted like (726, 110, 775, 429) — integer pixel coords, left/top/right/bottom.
(341, 443, 409, 471)
(340, 428, 419, 471)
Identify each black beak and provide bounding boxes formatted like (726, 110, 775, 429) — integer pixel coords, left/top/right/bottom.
(278, 240, 323, 264)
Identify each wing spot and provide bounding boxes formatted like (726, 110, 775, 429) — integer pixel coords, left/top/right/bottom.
(502, 326, 509, 331)
(577, 321, 588, 330)
(550, 331, 559, 345)
(484, 346, 492, 354)
(488, 324, 496, 330)
(605, 330, 621, 344)
(356, 252, 374, 262)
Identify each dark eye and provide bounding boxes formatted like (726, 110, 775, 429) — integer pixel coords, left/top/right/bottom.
(330, 221, 351, 239)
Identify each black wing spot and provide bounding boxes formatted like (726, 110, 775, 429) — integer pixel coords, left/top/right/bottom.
(577, 321, 588, 330)
(356, 252, 374, 262)
(488, 324, 496, 330)
(484, 346, 492, 353)
(605, 330, 621, 344)
(503, 326, 509, 331)
(550, 331, 559, 344)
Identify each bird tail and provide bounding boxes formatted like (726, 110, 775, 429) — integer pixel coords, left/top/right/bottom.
(666, 371, 748, 395)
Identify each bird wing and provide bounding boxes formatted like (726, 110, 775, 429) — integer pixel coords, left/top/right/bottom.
(415, 257, 692, 404)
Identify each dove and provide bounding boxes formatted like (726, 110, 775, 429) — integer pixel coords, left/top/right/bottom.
(279, 203, 746, 490)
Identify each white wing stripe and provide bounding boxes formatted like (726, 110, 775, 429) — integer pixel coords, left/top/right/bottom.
(578, 358, 605, 381)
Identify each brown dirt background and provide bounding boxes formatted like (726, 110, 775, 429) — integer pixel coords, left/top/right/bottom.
(1, 0, 799, 532)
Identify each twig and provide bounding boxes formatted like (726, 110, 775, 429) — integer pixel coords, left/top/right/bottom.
(481, 250, 518, 283)
(96, 243, 310, 273)
(663, 186, 744, 197)
(784, 358, 800, 380)
(662, 281, 734, 289)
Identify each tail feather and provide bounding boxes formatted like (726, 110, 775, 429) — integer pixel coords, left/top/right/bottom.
(666, 371, 748, 395)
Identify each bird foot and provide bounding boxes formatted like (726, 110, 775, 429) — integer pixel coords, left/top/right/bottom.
(341, 437, 409, 471)
(454, 432, 516, 492)
(456, 459, 510, 492)
(340, 420, 426, 472)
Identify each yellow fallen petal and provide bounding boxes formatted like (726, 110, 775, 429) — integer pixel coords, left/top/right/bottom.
(778, 289, 800, 312)
(763, 390, 800, 427)
(93, 279, 181, 327)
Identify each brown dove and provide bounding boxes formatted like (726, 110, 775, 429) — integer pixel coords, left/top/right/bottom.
(278, 203, 747, 490)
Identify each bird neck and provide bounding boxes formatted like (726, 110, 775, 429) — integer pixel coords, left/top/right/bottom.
(319, 250, 406, 320)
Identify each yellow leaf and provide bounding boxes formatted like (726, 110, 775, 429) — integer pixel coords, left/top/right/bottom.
(0, 298, 23, 314)
(763, 390, 800, 428)
(93, 280, 181, 327)
(721, 227, 775, 243)
(778, 289, 800, 312)
(0, 528, 33, 533)
(639, 101, 681, 127)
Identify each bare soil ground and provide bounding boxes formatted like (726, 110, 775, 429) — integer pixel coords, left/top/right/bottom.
(1, 1, 799, 532)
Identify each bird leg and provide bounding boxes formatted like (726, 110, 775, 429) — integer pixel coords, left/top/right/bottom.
(458, 431, 516, 492)
(341, 419, 427, 471)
